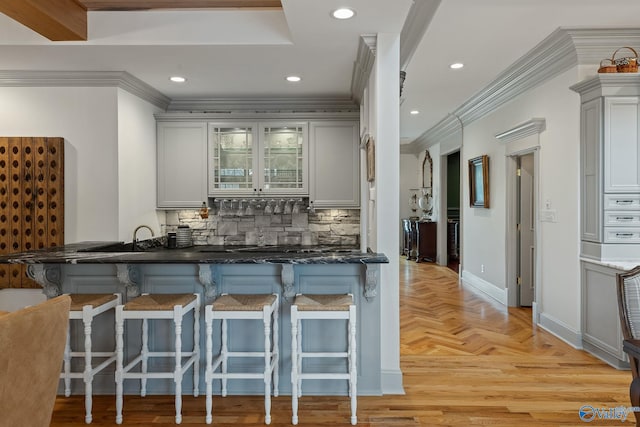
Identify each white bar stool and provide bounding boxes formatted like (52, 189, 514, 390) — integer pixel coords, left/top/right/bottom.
(291, 293, 357, 425)
(115, 293, 200, 425)
(61, 293, 121, 424)
(205, 293, 279, 425)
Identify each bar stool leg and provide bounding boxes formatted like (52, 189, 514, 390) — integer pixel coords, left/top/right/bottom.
(263, 305, 272, 425)
(82, 306, 94, 424)
(297, 318, 302, 398)
(205, 307, 213, 425)
(140, 318, 148, 397)
(291, 305, 299, 426)
(63, 326, 72, 397)
(349, 305, 357, 425)
(115, 306, 124, 425)
(193, 296, 200, 397)
(272, 299, 279, 397)
(174, 305, 183, 425)
(221, 318, 228, 397)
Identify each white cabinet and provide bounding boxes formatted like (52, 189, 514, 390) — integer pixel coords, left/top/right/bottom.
(604, 97, 640, 193)
(581, 260, 628, 368)
(157, 122, 207, 208)
(207, 122, 308, 197)
(572, 75, 640, 261)
(309, 121, 360, 208)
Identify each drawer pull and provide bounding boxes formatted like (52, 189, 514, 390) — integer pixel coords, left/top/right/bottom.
(616, 216, 635, 221)
(615, 200, 634, 205)
(616, 233, 635, 238)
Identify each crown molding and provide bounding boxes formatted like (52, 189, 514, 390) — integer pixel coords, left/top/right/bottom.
(167, 97, 358, 113)
(0, 70, 170, 109)
(495, 118, 546, 144)
(403, 114, 462, 153)
(351, 35, 377, 104)
(567, 28, 640, 64)
(455, 28, 576, 125)
(400, 0, 441, 71)
(155, 110, 360, 121)
(405, 27, 640, 154)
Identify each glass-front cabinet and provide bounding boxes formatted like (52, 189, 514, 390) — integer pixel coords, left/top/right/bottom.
(208, 122, 308, 196)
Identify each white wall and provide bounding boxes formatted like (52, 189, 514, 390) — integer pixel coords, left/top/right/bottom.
(0, 87, 119, 242)
(458, 66, 581, 336)
(117, 89, 164, 241)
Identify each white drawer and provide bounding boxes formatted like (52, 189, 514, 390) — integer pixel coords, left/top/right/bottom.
(604, 228, 640, 243)
(604, 194, 640, 210)
(604, 211, 640, 226)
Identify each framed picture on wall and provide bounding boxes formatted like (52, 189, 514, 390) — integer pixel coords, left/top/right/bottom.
(469, 155, 490, 208)
(366, 137, 375, 182)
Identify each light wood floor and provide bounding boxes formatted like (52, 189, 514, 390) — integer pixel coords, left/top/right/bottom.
(50, 259, 633, 426)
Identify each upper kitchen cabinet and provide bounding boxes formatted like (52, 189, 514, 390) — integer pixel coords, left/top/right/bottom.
(309, 121, 360, 208)
(157, 121, 208, 208)
(208, 122, 308, 197)
(571, 75, 640, 261)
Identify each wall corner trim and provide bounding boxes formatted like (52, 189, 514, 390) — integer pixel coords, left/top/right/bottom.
(0, 70, 170, 109)
(495, 118, 546, 144)
(381, 369, 405, 395)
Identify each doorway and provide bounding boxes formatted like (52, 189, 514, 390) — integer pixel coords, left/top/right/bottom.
(517, 153, 535, 306)
(446, 151, 460, 272)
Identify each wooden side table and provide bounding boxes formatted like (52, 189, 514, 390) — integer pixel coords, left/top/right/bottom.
(415, 221, 437, 262)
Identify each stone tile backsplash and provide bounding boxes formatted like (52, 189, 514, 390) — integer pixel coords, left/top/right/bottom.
(163, 208, 360, 246)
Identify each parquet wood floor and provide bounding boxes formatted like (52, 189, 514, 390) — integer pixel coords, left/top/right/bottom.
(49, 259, 633, 426)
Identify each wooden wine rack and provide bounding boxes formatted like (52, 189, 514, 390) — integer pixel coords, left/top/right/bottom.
(0, 137, 64, 288)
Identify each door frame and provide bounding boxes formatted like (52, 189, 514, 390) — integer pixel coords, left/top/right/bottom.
(505, 147, 541, 320)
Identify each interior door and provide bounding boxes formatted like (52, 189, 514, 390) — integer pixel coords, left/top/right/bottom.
(517, 153, 535, 306)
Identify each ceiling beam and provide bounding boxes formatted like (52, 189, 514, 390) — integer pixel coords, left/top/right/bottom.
(0, 0, 87, 41)
(78, 0, 282, 10)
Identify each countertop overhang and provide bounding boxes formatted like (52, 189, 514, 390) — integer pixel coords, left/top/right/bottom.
(0, 242, 389, 265)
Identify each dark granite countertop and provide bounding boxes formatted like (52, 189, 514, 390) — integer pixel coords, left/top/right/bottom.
(0, 240, 389, 265)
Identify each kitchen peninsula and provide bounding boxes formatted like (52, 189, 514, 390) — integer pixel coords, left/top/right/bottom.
(0, 241, 388, 397)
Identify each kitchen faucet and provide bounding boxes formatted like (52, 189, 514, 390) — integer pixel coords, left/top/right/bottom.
(132, 225, 154, 251)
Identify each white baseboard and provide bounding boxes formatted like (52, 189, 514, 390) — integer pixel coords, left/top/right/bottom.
(381, 369, 405, 395)
(537, 312, 582, 349)
(460, 270, 507, 306)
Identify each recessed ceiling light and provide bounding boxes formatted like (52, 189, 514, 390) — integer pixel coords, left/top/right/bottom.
(169, 76, 186, 83)
(331, 8, 355, 20)
(449, 63, 464, 70)
(286, 76, 301, 82)
(410, 110, 420, 115)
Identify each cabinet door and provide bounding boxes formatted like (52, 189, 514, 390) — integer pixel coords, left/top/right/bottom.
(260, 123, 308, 195)
(157, 122, 207, 208)
(309, 121, 360, 208)
(581, 98, 602, 242)
(604, 97, 640, 193)
(208, 123, 258, 196)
